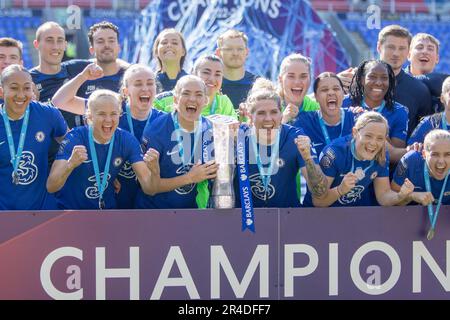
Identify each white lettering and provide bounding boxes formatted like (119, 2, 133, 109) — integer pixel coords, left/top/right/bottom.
(350, 241, 400, 295)
(284, 244, 318, 297)
(95, 247, 140, 300)
(40, 247, 83, 300)
(211, 245, 269, 298)
(329, 243, 338, 296)
(151, 246, 199, 299)
(412, 241, 450, 293)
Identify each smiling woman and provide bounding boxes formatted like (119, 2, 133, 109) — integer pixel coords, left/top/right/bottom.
(343, 59, 410, 163)
(153, 28, 188, 92)
(303, 111, 414, 208)
(46, 89, 159, 210)
(0, 64, 67, 210)
(233, 83, 327, 208)
(135, 75, 218, 209)
(295, 72, 355, 156)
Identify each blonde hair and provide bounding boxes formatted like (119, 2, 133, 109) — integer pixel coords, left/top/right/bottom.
(278, 53, 312, 77)
(278, 53, 312, 100)
(411, 33, 440, 53)
(424, 129, 450, 152)
(442, 76, 450, 95)
(217, 29, 248, 48)
(86, 89, 122, 124)
(173, 75, 207, 98)
(353, 111, 389, 166)
(121, 64, 155, 89)
(245, 87, 282, 115)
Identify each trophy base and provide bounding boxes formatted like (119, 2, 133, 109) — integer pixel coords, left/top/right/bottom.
(211, 196, 234, 209)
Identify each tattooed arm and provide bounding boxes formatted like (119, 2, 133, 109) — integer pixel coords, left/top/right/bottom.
(295, 135, 328, 199)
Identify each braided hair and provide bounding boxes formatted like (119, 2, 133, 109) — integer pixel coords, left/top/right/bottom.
(349, 60, 396, 111)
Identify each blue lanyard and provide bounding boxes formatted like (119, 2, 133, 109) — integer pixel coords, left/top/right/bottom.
(125, 103, 152, 138)
(88, 125, 115, 208)
(171, 112, 202, 165)
(249, 128, 280, 196)
(237, 126, 255, 232)
(350, 139, 374, 180)
(362, 99, 385, 114)
(210, 96, 217, 115)
(318, 108, 345, 145)
(125, 103, 135, 137)
(442, 112, 448, 130)
(423, 163, 449, 231)
(1, 104, 30, 184)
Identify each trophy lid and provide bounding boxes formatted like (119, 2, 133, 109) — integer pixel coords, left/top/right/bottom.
(206, 114, 239, 126)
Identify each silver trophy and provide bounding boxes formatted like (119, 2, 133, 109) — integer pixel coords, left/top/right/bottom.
(206, 114, 239, 209)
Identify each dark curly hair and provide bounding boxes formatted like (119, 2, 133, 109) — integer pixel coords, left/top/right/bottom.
(349, 60, 396, 111)
(88, 21, 119, 47)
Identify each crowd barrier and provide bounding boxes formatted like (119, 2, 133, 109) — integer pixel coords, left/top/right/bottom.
(0, 206, 449, 300)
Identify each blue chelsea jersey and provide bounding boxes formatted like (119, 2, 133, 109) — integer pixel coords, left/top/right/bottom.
(234, 124, 315, 208)
(0, 101, 67, 210)
(342, 96, 409, 142)
(393, 150, 450, 205)
(54, 126, 143, 209)
(294, 108, 355, 156)
(303, 135, 389, 207)
(115, 106, 165, 209)
(135, 112, 214, 209)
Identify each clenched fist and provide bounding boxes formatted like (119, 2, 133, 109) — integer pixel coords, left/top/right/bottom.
(295, 135, 312, 160)
(282, 103, 299, 124)
(68, 145, 88, 169)
(81, 63, 104, 81)
(143, 148, 160, 175)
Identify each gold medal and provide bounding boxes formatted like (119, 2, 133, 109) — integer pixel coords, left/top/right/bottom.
(427, 228, 435, 241)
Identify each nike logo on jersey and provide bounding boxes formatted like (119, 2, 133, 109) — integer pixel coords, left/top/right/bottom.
(312, 142, 323, 147)
(167, 150, 179, 156)
(0, 141, 5, 146)
(83, 160, 92, 163)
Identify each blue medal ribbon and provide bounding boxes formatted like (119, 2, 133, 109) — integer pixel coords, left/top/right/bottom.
(442, 112, 448, 130)
(237, 126, 255, 232)
(172, 111, 202, 166)
(318, 108, 345, 145)
(350, 139, 374, 180)
(249, 127, 280, 200)
(1, 104, 30, 184)
(88, 125, 115, 209)
(423, 163, 449, 232)
(209, 96, 217, 115)
(362, 99, 385, 114)
(125, 103, 135, 137)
